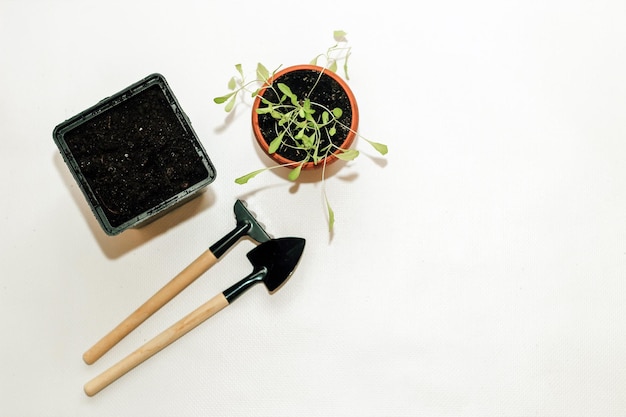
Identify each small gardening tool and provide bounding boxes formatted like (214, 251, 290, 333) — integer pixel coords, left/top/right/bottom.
(83, 200, 271, 365)
(84, 237, 305, 397)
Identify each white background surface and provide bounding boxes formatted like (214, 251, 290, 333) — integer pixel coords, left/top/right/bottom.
(1, 0, 625, 415)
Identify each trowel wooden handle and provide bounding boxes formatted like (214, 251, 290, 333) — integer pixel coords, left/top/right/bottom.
(83, 249, 219, 365)
(84, 292, 229, 397)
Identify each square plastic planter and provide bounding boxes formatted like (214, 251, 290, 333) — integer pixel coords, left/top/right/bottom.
(53, 73, 217, 235)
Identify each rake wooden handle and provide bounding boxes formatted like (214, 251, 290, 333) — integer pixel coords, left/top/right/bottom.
(83, 249, 219, 365)
(84, 292, 229, 397)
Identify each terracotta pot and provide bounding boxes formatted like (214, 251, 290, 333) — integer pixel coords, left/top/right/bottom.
(251, 64, 359, 170)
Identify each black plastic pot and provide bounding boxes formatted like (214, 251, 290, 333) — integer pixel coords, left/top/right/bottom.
(53, 73, 217, 235)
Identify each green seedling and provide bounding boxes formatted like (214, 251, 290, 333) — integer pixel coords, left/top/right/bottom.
(214, 31, 388, 232)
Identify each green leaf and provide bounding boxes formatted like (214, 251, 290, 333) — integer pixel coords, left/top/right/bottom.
(213, 92, 234, 104)
(278, 110, 294, 124)
(333, 30, 347, 41)
(259, 95, 273, 105)
(301, 134, 313, 148)
(277, 83, 293, 96)
(235, 64, 244, 77)
(335, 149, 360, 161)
(325, 195, 335, 231)
(268, 133, 284, 154)
(273, 110, 286, 121)
(277, 83, 298, 105)
(255, 106, 272, 114)
(227, 76, 237, 90)
(303, 98, 313, 113)
(365, 139, 389, 155)
(329, 60, 338, 73)
(322, 111, 330, 124)
(235, 168, 267, 184)
(225, 94, 237, 112)
(329, 126, 336, 136)
(288, 164, 303, 181)
(256, 63, 269, 82)
(332, 108, 343, 118)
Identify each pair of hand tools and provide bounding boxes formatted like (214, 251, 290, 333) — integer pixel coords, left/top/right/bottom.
(82, 200, 305, 396)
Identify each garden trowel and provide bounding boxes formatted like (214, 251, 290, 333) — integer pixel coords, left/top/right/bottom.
(84, 237, 305, 397)
(83, 199, 271, 365)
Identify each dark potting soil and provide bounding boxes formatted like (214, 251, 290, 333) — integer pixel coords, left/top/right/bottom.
(63, 84, 209, 227)
(256, 69, 353, 163)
